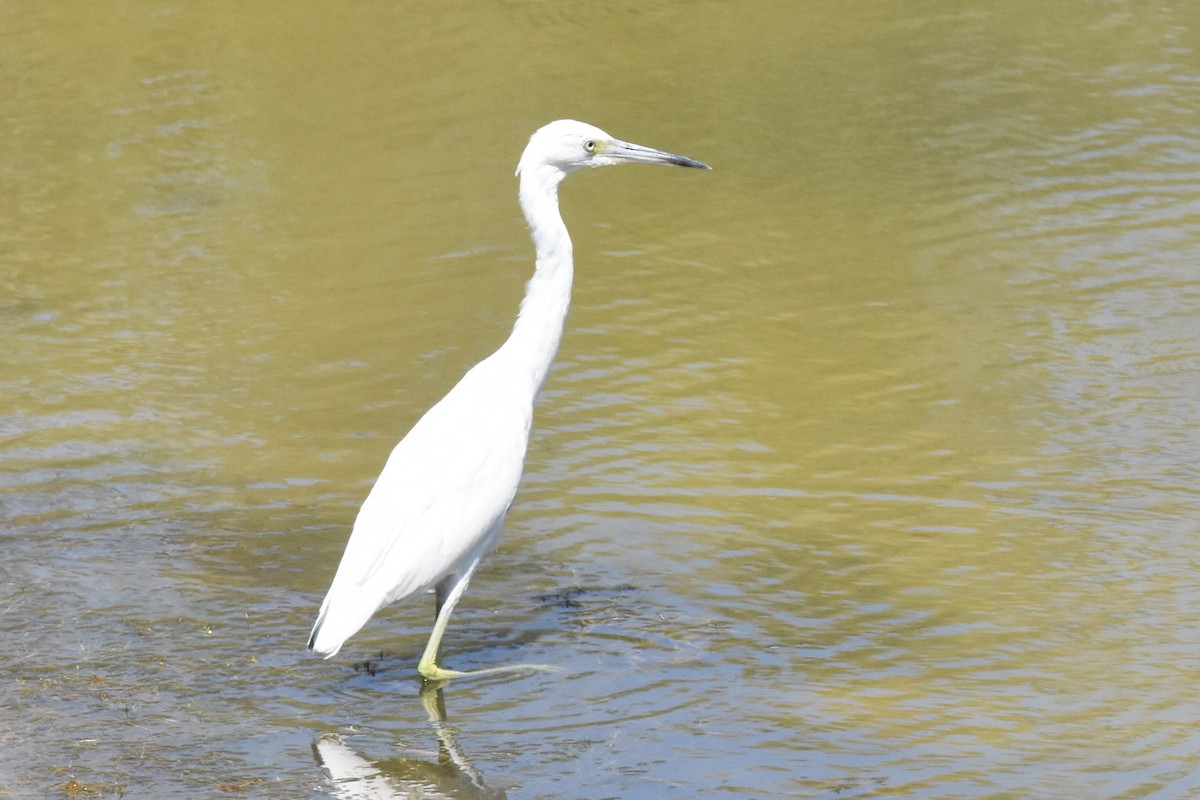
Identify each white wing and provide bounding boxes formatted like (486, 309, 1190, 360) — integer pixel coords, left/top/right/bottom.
(309, 354, 533, 655)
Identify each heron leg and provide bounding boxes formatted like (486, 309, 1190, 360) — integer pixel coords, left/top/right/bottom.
(415, 562, 557, 682)
(417, 565, 477, 681)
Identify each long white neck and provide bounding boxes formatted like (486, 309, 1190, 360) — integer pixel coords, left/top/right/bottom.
(497, 162, 573, 397)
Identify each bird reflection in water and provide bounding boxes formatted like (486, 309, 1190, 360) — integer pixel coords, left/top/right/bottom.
(313, 684, 506, 800)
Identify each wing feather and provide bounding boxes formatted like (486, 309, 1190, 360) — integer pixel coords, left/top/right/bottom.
(308, 358, 532, 655)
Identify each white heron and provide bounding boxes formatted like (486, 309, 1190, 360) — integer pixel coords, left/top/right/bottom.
(308, 119, 709, 680)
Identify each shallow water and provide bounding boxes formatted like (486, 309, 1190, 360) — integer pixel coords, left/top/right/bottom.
(3, 2, 1200, 798)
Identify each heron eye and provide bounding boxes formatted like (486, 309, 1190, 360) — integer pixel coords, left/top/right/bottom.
(583, 139, 597, 153)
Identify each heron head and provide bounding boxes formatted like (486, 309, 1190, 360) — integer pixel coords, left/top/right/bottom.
(516, 119, 710, 179)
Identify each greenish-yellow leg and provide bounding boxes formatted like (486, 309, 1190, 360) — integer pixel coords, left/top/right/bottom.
(415, 566, 556, 681)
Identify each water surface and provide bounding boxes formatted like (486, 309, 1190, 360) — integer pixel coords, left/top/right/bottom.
(2, 2, 1199, 798)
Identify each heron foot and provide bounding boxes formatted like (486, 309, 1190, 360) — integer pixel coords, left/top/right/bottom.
(417, 660, 557, 682)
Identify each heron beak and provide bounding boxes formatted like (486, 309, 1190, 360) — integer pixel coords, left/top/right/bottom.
(607, 139, 711, 170)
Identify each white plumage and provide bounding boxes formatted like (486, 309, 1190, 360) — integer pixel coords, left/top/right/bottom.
(307, 120, 709, 680)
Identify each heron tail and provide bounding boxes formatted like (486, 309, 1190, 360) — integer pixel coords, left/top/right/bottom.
(307, 599, 345, 658)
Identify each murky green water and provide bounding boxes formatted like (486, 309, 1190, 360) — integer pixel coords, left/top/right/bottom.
(3, 2, 1200, 798)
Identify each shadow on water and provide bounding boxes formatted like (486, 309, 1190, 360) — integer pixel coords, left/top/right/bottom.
(313, 684, 506, 800)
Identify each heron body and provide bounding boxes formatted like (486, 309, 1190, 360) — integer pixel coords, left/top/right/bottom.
(308, 120, 709, 679)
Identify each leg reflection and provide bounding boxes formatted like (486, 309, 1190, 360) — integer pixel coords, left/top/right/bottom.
(313, 684, 505, 799)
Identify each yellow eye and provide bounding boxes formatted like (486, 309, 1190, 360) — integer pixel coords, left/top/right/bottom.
(583, 139, 597, 153)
